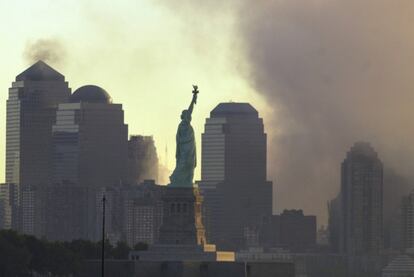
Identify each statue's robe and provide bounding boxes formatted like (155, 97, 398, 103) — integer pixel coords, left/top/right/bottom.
(169, 119, 196, 187)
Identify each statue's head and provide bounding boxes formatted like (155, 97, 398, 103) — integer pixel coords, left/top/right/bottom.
(181, 110, 191, 122)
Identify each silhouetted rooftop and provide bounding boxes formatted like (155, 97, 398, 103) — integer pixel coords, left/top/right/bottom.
(70, 85, 112, 104)
(16, 60, 64, 81)
(211, 102, 258, 117)
(347, 142, 379, 159)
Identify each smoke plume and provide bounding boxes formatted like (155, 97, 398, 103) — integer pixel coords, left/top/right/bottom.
(23, 38, 66, 65)
(159, 0, 414, 224)
(237, 0, 414, 223)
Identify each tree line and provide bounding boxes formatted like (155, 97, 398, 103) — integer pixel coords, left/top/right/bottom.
(0, 229, 147, 277)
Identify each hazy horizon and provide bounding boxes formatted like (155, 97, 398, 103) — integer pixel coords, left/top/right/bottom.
(2, 0, 414, 226)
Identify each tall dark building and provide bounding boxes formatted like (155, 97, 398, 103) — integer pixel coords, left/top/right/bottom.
(328, 195, 341, 253)
(199, 102, 272, 250)
(340, 142, 383, 255)
(127, 135, 159, 184)
(401, 190, 414, 250)
(51, 85, 128, 240)
(6, 61, 71, 236)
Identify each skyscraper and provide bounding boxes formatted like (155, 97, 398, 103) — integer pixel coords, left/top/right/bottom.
(51, 85, 128, 240)
(0, 183, 18, 230)
(340, 142, 383, 255)
(199, 102, 272, 250)
(6, 61, 71, 235)
(328, 195, 341, 253)
(401, 190, 414, 250)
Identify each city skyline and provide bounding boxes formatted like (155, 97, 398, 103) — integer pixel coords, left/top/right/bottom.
(2, 1, 414, 227)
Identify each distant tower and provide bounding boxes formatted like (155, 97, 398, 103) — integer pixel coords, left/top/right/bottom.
(328, 195, 341, 253)
(340, 142, 383, 255)
(6, 61, 71, 236)
(402, 190, 414, 250)
(127, 135, 159, 184)
(199, 102, 272, 250)
(51, 85, 128, 240)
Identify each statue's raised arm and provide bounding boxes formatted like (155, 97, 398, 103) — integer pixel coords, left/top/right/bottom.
(169, 85, 199, 187)
(188, 85, 199, 116)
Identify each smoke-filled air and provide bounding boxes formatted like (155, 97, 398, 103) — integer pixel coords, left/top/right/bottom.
(160, 0, 414, 224)
(23, 38, 66, 66)
(2, 0, 414, 225)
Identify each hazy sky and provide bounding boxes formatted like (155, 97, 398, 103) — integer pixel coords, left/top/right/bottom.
(0, 1, 269, 182)
(3, 0, 414, 225)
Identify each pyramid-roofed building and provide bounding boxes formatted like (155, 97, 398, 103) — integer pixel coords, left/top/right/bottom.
(16, 60, 64, 81)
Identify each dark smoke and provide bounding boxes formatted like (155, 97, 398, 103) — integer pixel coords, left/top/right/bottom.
(23, 38, 66, 65)
(158, 0, 414, 224)
(237, 0, 414, 223)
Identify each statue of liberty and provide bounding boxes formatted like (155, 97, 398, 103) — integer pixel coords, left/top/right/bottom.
(169, 85, 199, 187)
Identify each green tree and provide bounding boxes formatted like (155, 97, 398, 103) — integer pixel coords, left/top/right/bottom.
(0, 235, 30, 276)
(24, 235, 48, 274)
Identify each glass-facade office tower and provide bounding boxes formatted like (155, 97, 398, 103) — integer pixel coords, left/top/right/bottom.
(6, 61, 71, 236)
(199, 103, 272, 250)
(340, 142, 383, 255)
(52, 85, 128, 240)
(6, 61, 71, 187)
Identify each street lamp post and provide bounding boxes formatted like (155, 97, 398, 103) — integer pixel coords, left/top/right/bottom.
(101, 194, 106, 277)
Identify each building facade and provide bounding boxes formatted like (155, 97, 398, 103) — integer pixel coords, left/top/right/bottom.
(261, 210, 317, 252)
(44, 182, 88, 241)
(123, 181, 164, 247)
(340, 142, 383, 255)
(52, 85, 128, 240)
(6, 61, 71, 236)
(0, 183, 18, 230)
(199, 103, 272, 250)
(401, 190, 414, 250)
(98, 181, 164, 247)
(328, 195, 341, 253)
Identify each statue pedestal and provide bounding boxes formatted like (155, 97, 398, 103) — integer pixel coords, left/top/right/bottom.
(158, 186, 206, 245)
(129, 185, 235, 262)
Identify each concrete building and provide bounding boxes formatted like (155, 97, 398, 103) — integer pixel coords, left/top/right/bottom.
(0, 183, 18, 230)
(99, 181, 164, 246)
(20, 184, 45, 236)
(261, 210, 317, 252)
(44, 182, 88, 241)
(340, 142, 383, 255)
(328, 195, 341, 253)
(198, 102, 272, 250)
(52, 85, 128, 240)
(6, 61, 71, 235)
(123, 181, 164, 246)
(382, 255, 414, 277)
(127, 135, 159, 184)
(401, 190, 414, 250)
